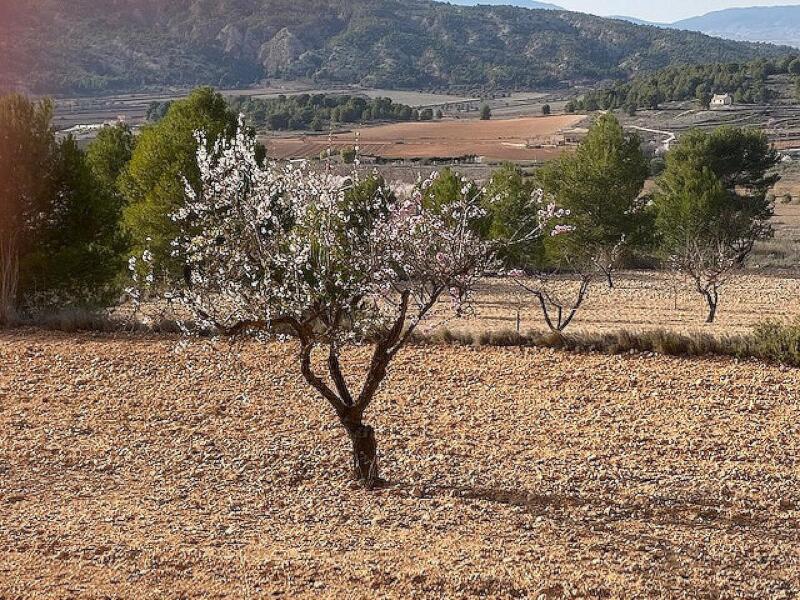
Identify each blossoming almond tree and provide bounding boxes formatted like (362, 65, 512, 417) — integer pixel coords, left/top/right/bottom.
(142, 120, 560, 488)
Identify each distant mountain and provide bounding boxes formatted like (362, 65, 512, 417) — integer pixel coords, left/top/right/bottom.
(672, 5, 800, 48)
(447, 0, 561, 9)
(609, 16, 664, 27)
(1, 0, 793, 96)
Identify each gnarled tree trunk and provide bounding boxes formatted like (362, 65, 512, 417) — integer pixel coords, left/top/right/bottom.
(705, 290, 718, 324)
(343, 419, 380, 488)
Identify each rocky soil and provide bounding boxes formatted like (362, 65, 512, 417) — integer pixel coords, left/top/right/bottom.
(1, 331, 799, 598)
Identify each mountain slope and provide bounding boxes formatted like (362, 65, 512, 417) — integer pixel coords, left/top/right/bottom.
(446, 1, 561, 9)
(672, 5, 800, 48)
(1, 0, 793, 96)
(609, 16, 665, 27)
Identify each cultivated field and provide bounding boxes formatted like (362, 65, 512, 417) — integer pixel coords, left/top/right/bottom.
(419, 201, 800, 337)
(264, 115, 585, 161)
(1, 333, 798, 598)
(51, 84, 478, 135)
(447, 270, 800, 338)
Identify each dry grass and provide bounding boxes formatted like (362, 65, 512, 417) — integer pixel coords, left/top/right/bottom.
(1, 331, 799, 598)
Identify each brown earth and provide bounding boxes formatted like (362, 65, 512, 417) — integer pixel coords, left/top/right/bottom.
(446, 270, 800, 338)
(1, 331, 799, 598)
(264, 115, 584, 161)
(429, 201, 800, 337)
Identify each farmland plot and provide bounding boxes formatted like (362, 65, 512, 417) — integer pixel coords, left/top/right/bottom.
(0, 333, 798, 598)
(264, 115, 585, 161)
(443, 271, 800, 337)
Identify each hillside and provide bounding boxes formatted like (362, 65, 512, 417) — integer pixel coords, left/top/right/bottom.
(673, 5, 800, 48)
(447, 0, 561, 9)
(1, 0, 793, 96)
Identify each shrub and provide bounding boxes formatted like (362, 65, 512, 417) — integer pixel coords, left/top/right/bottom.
(748, 319, 800, 366)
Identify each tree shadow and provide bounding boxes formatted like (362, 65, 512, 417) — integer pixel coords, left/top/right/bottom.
(387, 480, 798, 543)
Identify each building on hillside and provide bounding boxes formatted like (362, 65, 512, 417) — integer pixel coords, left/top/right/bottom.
(710, 93, 733, 109)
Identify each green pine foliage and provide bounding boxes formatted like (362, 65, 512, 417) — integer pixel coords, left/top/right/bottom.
(575, 56, 800, 111)
(0, 95, 57, 322)
(22, 136, 128, 309)
(120, 87, 239, 274)
(228, 94, 418, 131)
(535, 114, 650, 270)
(480, 164, 546, 268)
(653, 126, 778, 258)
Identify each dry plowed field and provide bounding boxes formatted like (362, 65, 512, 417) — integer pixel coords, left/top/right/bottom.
(265, 115, 584, 161)
(448, 271, 800, 337)
(1, 332, 799, 598)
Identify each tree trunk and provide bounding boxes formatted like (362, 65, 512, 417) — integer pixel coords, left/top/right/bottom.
(0, 233, 19, 327)
(705, 293, 718, 324)
(343, 420, 381, 489)
(606, 271, 614, 289)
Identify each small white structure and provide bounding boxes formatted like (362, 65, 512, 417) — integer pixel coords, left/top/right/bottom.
(710, 93, 733, 109)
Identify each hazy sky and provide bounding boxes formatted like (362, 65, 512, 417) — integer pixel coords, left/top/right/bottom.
(554, 0, 800, 22)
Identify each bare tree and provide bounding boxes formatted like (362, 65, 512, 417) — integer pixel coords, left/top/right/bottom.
(670, 239, 740, 324)
(512, 269, 593, 333)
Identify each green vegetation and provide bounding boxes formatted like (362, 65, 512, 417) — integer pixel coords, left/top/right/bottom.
(0, 95, 56, 323)
(86, 124, 134, 196)
(227, 94, 417, 131)
(480, 104, 492, 120)
(340, 147, 357, 164)
(536, 114, 650, 285)
(120, 88, 239, 273)
(0, 94, 128, 320)
(481, 164, 545, 268)
(5, 0, 792, 95)
(653, 127, 779, 322)
(23, 135, 128, 309)
(576, 55, 800, 110)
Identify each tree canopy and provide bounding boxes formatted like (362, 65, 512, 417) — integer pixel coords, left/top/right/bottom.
(653, 126, 779, 321)
(0, 95, 56, 322)
(120, 87, 239, 273)
(536, 114, 649, 283)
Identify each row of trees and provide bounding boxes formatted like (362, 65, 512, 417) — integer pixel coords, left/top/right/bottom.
(1, 87, 778, 330)
(0, 87, 252, 323)
(224, 94, 428, 131)
(477, 115, 777, 326)
(123, 114, 775, 487)
(0, 95, 131, 324)
(150, 94, 444, 133)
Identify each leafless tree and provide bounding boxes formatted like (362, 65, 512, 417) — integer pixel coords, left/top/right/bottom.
(512, 269, 593, 333)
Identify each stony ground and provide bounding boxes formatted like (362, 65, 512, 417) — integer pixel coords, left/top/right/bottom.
(1, 331, 799, 599)
(450, 271, 800, 338)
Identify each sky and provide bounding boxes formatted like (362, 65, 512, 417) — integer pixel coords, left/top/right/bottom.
(553, 0, 800, 22)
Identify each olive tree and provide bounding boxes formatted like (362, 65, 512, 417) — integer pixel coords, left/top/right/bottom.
(136, 121, 559, 488)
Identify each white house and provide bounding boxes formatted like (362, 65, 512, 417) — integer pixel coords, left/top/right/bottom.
(710, 93, 733, 109)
